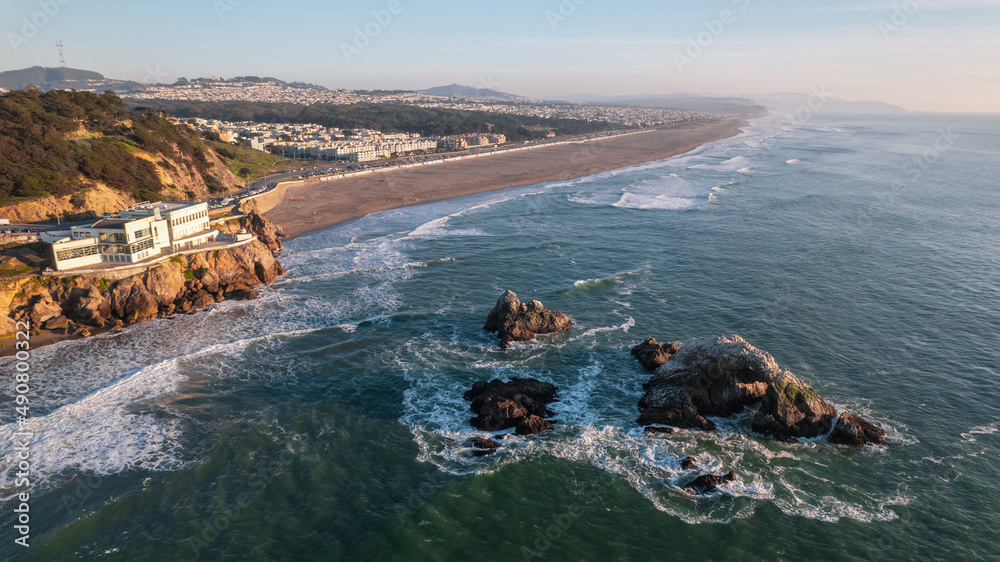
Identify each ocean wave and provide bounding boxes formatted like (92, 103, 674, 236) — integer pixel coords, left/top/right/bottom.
(612, 192, 710, 210)
(0, 327, 329, 498)
(571, 270, 641, 291)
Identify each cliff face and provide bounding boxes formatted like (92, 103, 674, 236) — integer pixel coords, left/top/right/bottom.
(0, 239, 283, 339)
(0, 147, 243, 224)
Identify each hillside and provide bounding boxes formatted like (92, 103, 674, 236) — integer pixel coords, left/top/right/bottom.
(0, 66, 146, 92)
(419, 84, 532, 102)
(0, 89, 276, 222)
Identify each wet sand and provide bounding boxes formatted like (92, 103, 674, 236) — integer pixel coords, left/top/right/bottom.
(266, 117, 748, 239)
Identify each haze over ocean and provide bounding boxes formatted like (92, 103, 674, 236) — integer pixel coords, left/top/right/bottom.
(2, 113, 999, 560)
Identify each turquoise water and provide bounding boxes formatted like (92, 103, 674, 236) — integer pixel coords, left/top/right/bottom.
(3, 114, 999, 560)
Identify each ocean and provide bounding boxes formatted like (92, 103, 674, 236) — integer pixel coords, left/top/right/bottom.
(3, 113, 999, 560)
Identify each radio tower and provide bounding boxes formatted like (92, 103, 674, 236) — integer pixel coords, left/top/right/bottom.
(55, 39, 66, 67)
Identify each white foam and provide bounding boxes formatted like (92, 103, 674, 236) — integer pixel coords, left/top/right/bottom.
(612, 192, 706, 210)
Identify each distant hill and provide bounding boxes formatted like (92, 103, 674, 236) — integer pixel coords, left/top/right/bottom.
(419, 84, 532, 102)
(743, 93, 907, 114)
(0, 66, 147, 93)
(551, 93, 766, 116)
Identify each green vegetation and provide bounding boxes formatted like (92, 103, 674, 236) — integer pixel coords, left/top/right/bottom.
(169, 256, 183, 264)
(98, 278, 108, 291)
(134, 100, 625, 143)
(207, 140, 285, 182)
(183, 268, 195, 280)
(0, 88, 234, 205)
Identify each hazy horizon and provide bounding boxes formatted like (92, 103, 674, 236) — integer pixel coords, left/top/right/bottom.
(1, 0, 998, 113)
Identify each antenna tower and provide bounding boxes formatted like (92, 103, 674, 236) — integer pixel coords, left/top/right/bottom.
(55, 39, 66, 67)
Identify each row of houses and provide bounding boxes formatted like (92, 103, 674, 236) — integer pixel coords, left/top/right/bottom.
(42, 201, 218, 271)
(276, 138, 440, 162)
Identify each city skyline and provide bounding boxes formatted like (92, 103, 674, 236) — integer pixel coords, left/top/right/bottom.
(1, 0, 998, 112)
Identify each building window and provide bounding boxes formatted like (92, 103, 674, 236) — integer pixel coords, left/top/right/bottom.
(56, 245, 100, 261)
(100, 232, 126, 244)
(129, 237, 154, 255)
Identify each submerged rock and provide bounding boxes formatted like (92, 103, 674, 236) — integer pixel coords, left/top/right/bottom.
(483, 290, 572, 348)
(471, 436, 502, 457)
(465, 378, 558, 435)
(685, 471, 737, 494)
(636, 335, 884, 446)
(642, 425, 676, 437)
(631, 337, 681, 372)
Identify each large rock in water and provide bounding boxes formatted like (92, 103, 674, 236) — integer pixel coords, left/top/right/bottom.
(631, 337, 681, 372)
(464, 378, 558, 435)
(637, 335, 883, 445)
(483, 290, 572, 348)
(750, 373, 837, 440)
(685, 472, 737, 494)
(828, 412, 886, 446)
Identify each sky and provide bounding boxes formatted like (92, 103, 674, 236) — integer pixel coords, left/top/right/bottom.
(1, 0, 998, 112)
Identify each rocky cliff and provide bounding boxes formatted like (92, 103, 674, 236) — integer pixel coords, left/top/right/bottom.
(0, 239, 283, 343)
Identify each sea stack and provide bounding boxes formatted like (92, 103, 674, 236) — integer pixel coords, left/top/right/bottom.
(483, 290, 572, 348)
(463, 378, 558, 435)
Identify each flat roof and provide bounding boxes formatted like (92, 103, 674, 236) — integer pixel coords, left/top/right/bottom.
(90, 219, 128, 229)
(129, 201, 207, 213)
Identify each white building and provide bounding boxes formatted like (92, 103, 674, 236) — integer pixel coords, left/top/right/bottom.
(45, 201, 217, 271)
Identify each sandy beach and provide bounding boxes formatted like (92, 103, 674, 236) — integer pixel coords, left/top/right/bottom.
(266, 117, 748, 239)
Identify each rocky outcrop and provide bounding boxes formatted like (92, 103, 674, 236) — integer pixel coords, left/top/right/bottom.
(471, 436, 502, 457)
(483, 290, 572, 348)
(749, 374, 837, 440)
(0, 239, 283, 345)
(685, 472, 737, 494)
(829, 412, 887, 446)
(631, 337, 680, 372)
(242, 211, 284, 253)
(636, 335, 883, 446)
(464, 378, 558, 435)
(516, 415, 554, 436)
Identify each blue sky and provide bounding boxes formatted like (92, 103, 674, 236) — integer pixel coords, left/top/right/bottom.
(1, 0, 998, 112)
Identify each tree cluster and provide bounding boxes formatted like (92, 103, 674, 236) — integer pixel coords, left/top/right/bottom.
(0, 89, 227, 205)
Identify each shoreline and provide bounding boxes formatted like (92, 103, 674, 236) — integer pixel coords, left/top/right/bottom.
(0, 117, 750, 356)
(266, 117, 750, 240)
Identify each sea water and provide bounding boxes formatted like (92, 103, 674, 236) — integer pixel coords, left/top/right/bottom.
(2, 113, 999, 560)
